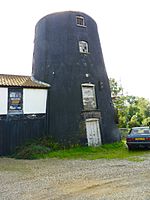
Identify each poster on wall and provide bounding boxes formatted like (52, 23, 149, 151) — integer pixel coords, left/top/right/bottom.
(8, 89, 23, 113)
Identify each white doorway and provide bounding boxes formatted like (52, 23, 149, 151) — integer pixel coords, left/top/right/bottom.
(85, 118, 101, 146)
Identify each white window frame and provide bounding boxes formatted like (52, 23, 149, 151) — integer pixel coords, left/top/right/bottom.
(81, 83, 97, 110)
(79, 41, 89, 53)
(76, 16, 86, 27)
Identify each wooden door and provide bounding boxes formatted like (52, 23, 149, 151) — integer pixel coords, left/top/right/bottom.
(85, 118, 101, 146)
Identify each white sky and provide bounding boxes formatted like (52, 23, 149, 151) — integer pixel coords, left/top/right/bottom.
(0, 0, 150, 99)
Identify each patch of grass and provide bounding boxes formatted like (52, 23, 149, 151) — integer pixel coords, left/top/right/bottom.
(11, 137, 150, 161)
(33, 142, 150, 161)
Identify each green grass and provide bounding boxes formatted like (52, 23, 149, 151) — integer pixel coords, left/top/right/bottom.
(11, 136, 150, 161)
(32, 142, 150, 161)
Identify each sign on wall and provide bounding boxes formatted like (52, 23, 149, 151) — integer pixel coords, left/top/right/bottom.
(8, 89, 23, 113)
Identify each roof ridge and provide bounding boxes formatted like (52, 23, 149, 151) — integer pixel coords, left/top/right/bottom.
(0, 74, 30, 77)
(0, 74, 49, 88)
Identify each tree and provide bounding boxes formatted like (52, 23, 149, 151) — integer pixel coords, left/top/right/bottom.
(109, 78, 128, 127)
(142, 117, 150, 126)
(109, 78, 123, 98)
(109, 78, 150, 128)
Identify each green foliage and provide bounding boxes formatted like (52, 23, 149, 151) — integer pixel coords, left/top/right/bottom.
(109, 78, 150, 128)
(11, 137, 150, 161)
(142, 117, 150, 126)
(12, 136, 60, 159)
(12, 144, 51, 159)
(35, 136, 60, 150)
(109, 78, 123, 98)
(128, 114, 141, 127)
(30, 141, 150, 161)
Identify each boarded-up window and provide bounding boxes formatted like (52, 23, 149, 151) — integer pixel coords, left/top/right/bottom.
(81, 83, 96, 110)
(8, 88, 23, 114)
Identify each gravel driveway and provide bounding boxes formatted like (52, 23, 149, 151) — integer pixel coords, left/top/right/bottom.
(0, 155, 150, 200)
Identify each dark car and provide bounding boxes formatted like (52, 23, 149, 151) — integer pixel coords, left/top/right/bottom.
(126, 127, 150, 150)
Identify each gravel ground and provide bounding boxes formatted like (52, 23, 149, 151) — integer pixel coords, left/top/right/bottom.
(0, 156, 150, 200)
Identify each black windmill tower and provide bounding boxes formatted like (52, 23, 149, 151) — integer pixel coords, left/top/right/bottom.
(32, 11, 120, 146)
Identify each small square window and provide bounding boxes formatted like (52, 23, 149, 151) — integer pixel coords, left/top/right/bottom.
(79, 41, 89, 53)
(76, 16, 85, 27)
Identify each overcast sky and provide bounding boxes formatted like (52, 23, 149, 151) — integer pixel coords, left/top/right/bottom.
(0, 0, 150, 99)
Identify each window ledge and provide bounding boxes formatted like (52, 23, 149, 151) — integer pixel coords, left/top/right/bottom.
(76, 24, 87, 28)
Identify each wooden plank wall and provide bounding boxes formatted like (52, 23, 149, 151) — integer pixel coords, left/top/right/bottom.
(0, 114, 47, 155)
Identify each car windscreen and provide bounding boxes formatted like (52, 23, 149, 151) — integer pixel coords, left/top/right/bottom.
(131, 128, 150, 134)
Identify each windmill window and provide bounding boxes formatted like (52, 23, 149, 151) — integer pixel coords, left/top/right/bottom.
(8, 88, 23, 114)
(81, 83, 97, 110)
(76, 16, 86, 27)
(79, 41, 89, 53)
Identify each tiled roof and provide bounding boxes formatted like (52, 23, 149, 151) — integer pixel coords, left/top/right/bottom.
(0, 74, 50, 88)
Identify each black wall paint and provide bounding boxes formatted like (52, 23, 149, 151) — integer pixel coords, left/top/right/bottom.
(0, 114, 46, 155)
(32, 11, 120, 145)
